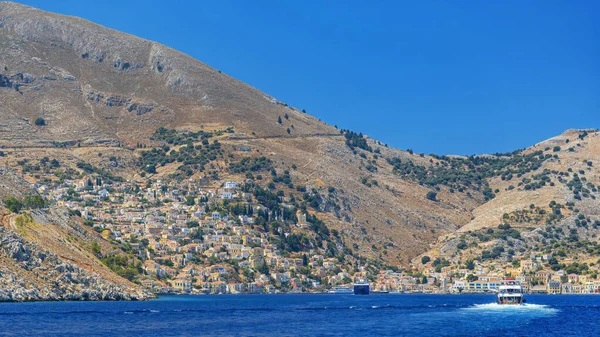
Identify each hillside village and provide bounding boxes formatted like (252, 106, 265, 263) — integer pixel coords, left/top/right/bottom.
(6, 151, 369, 294)
(1, 128, 599, 296)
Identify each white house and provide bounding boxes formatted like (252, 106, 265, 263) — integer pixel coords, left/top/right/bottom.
(224, 182, 238, 190)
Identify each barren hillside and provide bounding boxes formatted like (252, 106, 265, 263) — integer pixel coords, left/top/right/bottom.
(414, 129, 600, 272)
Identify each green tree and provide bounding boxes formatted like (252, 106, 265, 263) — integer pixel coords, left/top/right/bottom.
(466, 274, 477, 282)
(426, 191, 437, 201)
(466, 259, 475, 270)
(90, 241, 102, 256)
(145, 164, 157, 174)
(23, 195, 46, 209)
(421, 256, 431, 264)
(34, 117, 46, 126)
(257, 261, 270, 275)
(185, 196, 195, 206)
(186, 220, 199, 228)
(4, 197, 23, 213)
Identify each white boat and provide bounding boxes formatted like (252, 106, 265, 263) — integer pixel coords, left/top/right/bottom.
(496, 278, 525, 305)
(329, 286, 354, 294)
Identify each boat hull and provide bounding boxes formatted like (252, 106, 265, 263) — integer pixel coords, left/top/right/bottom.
(354, 284, 370, 295)
(496, 296, 524, 305)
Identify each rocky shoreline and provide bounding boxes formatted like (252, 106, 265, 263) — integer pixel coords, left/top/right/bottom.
(0, 228, 153, 302)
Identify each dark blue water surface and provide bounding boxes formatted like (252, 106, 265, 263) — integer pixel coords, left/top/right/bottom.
(1, 294, 599, 336)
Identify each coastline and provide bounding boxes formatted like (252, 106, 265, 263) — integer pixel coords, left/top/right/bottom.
(0, 292, 155, 303)
(2, 290, 598, 303)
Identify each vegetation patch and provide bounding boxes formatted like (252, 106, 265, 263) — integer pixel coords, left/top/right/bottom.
(341, 129, 372, 152)
(139, 128, 228, 179)
(4, 195, 47, 213)
(387, 150, 554, 198)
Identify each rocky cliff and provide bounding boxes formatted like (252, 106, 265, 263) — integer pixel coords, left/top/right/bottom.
(0, 165, 152, 302)
(0, 226, 149, 301)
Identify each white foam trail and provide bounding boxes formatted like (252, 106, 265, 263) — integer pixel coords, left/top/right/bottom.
(465, 303, 558, 314)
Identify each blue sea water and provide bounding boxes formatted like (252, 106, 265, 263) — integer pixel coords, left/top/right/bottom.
(0, 294, 599, 336)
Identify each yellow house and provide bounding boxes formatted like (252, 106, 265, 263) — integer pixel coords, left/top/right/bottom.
(547, 280, 561, 294)
(210, 272, 221, 281)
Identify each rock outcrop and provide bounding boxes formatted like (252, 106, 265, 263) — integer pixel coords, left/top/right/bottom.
(0, 226, 152, 302)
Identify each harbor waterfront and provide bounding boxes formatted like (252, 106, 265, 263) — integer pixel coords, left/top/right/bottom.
(1, 294, 600, 336)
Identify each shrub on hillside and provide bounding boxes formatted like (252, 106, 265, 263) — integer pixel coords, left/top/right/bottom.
(426, 191, 437, 201)
(34, 117, 46, 126)
(4, 197, 23, 213)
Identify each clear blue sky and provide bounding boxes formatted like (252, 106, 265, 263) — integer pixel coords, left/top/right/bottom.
(12, 0, 599, 155)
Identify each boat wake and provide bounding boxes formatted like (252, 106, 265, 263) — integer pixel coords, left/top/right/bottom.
(465, 303, 558, 314)
(122, 309, 161, 314)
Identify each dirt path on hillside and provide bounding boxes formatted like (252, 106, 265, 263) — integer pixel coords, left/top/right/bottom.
(227, 133, 343, 141)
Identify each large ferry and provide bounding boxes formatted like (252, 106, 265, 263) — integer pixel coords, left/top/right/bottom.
(353, 278, 370, 295)
(329, 286, 354, 294)
(496, 278, 525, 305)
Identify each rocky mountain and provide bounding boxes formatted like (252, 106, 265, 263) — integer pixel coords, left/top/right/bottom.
(0, 1, 481, 265)
(0, 1, 599, 292)
(0, 1, 334, 147)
